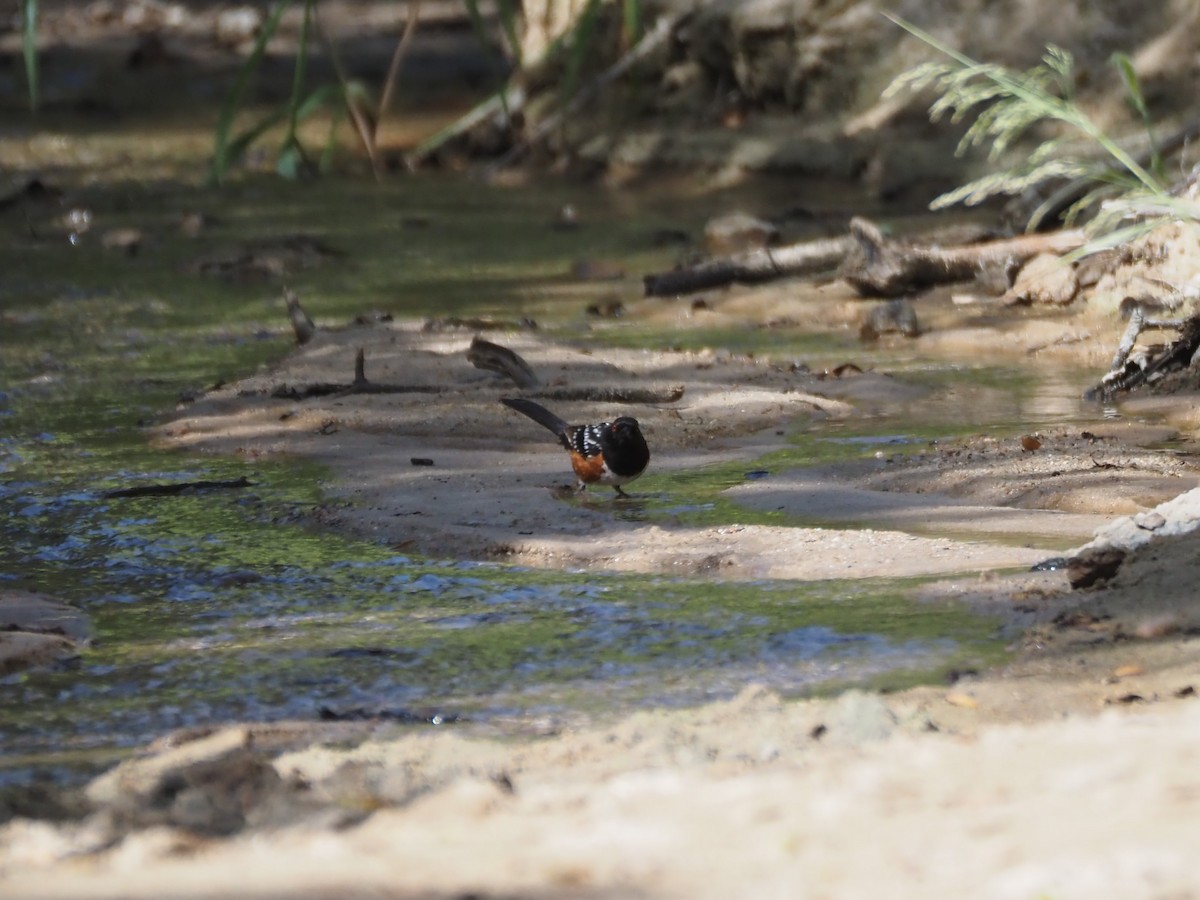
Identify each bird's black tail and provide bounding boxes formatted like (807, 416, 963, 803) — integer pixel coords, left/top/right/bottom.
(501, 398, 568, 440)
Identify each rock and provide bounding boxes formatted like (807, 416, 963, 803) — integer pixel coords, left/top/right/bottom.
(0, 590, 90, 675)
(0, 633, 80, 676)
(1005, 253, 1079, 306)
(1067, 547, 1127, 589)
(703, 212, 780, 255)
(0, 590, 90, 641)
(86, 727, 285, 837)
(1135, 511, 1167, 531)
(1076, 487, 1200, 555)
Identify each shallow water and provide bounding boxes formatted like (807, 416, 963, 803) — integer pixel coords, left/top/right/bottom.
(0, 167, 1087, 788)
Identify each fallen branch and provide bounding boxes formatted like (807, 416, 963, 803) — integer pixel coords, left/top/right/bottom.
(839, 218, 1087, 297)
(644, 236, 852, 297)
(642, 221, 1006, 298)
(103, 477, 254, 499)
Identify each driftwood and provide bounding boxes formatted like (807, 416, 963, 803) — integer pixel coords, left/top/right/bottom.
(267, 348, 444, 400)
(1086, 307, 1200, 400)
(466, 336, 540, 388)
(839, 218, 1087, 297)
(644, 235, 852, 297)
(641, 218, 1077, 299)
(103, 477, 254, 499)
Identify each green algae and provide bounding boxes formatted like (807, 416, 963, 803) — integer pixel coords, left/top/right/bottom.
(0, 169, 1038, 786)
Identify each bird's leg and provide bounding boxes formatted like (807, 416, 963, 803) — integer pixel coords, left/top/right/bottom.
(614, 485, 630, 498)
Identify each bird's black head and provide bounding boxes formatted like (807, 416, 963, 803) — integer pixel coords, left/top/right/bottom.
(599, 415, 650, 479)
(609, 416, 641, 436)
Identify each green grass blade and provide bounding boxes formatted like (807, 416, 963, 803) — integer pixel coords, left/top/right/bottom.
(225, 83, 340, 178)
(209, 0, 295, 185)
(281, 0, 315, 151)
(495, 0, 522, 67)
(22, 0, 38, 110)
(622, 0, 642, 47)
(462, 0, 492, 54)
(463, 0, 515, 122)
(562, 0, 602, 103)
(1112, 52, 1161, 177)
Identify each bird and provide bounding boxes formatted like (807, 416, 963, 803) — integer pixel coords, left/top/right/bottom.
(501, 397, 650, 497)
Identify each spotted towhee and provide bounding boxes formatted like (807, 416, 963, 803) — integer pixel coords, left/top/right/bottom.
(501, 397, 650, 496)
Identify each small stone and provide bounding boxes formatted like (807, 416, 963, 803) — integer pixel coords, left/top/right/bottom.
(703, 212, 779, 255)
(1134, 511, 1167, 531)
(1134, 614, 1180, 639)
(1005, 253, 1079, 306)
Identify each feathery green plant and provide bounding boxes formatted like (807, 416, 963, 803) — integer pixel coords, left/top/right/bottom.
(883, 14, 1197, 240)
